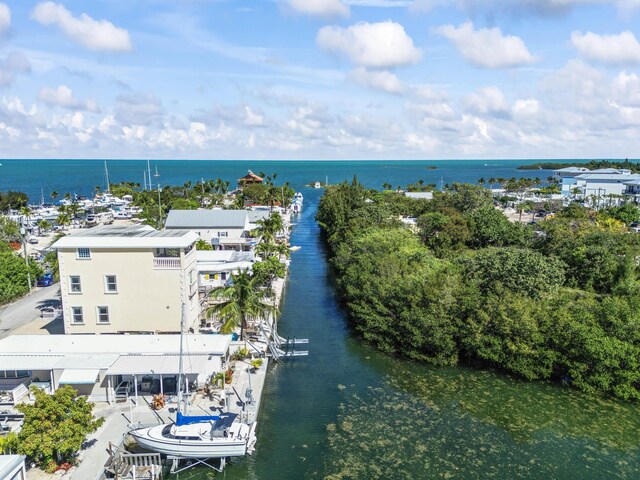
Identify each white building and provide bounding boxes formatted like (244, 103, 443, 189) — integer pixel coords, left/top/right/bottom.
(552, 166, 591, 181)
(561, 173, 640, 199)
(52, 225, 200, 334)
(196, 250, 255, 291)
(0, 334, 231, 403)
(165, 210, 269, 251)
(404, 192, 434, 200)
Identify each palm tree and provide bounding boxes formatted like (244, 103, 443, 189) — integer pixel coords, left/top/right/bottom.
(254, 213, 284, 242)
(56, 212, 71, 230)
(206, 270, 278, 340)
(51, 191, 59, 201)
(478, 177, 486, 185)
(37, 219, 51, 233)
(488, 178, 496, 190)
(256, 241, 277, 259)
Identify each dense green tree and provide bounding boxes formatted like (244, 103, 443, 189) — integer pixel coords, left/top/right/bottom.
(0, 243, 43, 304)
(460, 247, 566, 298)
(466, 206, 525, 248)
(0, 217, 21, 243)
(607, 203, 640, 225)
(16, 385, 105, 469)
(252, 256, 286, 283)
(0, 190, 28, 212)
(195, 238, 213, 250)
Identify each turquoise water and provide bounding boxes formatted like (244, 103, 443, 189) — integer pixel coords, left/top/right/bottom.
(3, 160, 639, 478)
(1, 159, 561, 202)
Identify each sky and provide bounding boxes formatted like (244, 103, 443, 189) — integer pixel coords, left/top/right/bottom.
(0, 0, 639, 160)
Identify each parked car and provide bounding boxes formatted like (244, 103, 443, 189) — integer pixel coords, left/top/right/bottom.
(27, 235, 39, 244)
(37, 273, 54, 287)
(629, 222, 640, 233)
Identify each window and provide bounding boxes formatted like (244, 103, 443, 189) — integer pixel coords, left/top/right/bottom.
(71, 306, 84, 324)
(77, 248, 91, 259)
(105, 275, 117, 293)
(97, 306, 110, 324)
(154, 248, 180, 257)
(221, 272, 227, 281)
(218, 231, 228, 237)
(69, 275, 81, 293)
(0, 370, 30, 379)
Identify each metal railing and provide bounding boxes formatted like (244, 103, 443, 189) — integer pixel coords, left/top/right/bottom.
(153, 258, 181, 269)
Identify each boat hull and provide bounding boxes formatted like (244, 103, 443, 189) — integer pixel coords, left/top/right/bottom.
(130, 424, 253, 458)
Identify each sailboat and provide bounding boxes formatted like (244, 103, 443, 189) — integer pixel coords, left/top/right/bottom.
(129, 306, 258, 459)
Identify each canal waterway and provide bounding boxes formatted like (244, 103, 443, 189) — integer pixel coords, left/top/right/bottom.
(175, 189, 640, 480)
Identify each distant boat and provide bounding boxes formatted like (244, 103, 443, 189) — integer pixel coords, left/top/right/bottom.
(313, 182, 321, 189)
(290, 246, 302, 252)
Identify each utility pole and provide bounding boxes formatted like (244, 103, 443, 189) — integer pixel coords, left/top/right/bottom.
(20, 218, 32, 293)
(155, 167, 162, 228)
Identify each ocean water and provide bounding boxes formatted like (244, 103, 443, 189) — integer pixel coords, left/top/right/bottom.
(0, 159, 564, 203)
(3, 159, 638, 479)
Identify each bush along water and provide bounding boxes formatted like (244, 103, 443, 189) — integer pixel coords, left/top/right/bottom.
(316, 178, 640, 400)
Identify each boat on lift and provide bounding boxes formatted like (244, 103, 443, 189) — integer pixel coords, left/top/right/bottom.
(129, 306, 258, 459)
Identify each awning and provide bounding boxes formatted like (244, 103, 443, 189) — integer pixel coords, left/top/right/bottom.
(106, 354, 211, 376)
(58, 369, 100, 385)
(0, 354, 63, 370)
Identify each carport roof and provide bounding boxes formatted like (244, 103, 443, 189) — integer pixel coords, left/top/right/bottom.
(105, 354, 211, 376)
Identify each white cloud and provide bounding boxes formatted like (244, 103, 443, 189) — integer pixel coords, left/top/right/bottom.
(284, 0, 350, 17)
(38, 85, 99, 112)
(243, 106, 265, 126)
(115, 94, 163, 126)
(0, 3, 10, 37)
(434, 21, 535, 68)
(317, 21, 421, 68)
(612, 72, 640, 106)
(464, 86, 510, 116)
(571, 31, 640, 65)
(512, 98, 540, 116)
(0, 51, 31, 88)
(349, 67, 404, 93)
(31, 2, 132, 52)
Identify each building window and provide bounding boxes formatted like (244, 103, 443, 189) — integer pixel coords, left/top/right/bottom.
(69, 275, 81, 293)
(154, 248, 180, 257)
(0, 370, 30, 379)
(71, 306, 84, 324)
(77, 248, 91, 259)
(105, 275, 117, 293)
(221, 272, 227, 281)
(218, 231, 228, 237)
(97, 306, 110, 324)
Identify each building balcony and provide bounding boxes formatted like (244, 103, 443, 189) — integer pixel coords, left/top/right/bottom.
(153, 257, 181, 269)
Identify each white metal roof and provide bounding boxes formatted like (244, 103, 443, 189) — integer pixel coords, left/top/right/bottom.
(52, 225, 198, 249)
(53, 354, 120, 370)
(165, 210, 250, 229)
(405, 192, 434, 199)
(58, 369, 101, 384)
(0, 354, 63, 370)
(105, 354, 211, 375)
(574, 173, 640, 181)
(0, 334, 232, 356)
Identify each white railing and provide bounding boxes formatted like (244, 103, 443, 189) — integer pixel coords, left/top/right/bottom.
(153, 257, 181, 269)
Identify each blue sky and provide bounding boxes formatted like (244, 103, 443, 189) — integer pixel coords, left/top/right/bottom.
(0, 0, 639, 159)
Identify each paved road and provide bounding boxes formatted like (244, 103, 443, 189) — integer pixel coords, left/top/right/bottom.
(0, 283, 61, 338)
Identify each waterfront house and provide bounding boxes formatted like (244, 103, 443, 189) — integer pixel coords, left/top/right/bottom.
(51, 225, 200, 334)
(0, 334, 231, 403)
(552, 166, 591, 181)
(196, 250, 256, 292)
(559, 170, 640, 203)
(165, 209, 269, 251)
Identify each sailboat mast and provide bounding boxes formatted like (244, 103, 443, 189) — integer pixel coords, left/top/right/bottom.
(177, 303, 186, 415)
(104, 161, 111, 193)
(147, 160, 152, 191)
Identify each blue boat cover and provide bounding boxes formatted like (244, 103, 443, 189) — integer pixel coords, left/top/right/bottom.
(176, 412, 220, 426)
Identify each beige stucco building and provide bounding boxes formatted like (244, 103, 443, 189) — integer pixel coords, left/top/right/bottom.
(52, 225, 200, 334)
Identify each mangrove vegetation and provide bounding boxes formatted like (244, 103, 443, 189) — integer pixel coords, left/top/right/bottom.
(317, 179, 640, 400)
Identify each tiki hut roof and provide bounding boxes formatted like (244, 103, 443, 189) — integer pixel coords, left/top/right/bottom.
(237, 170, 264, 184)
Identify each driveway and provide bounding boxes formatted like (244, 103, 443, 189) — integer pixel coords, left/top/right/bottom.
(0, 284, 61, 338)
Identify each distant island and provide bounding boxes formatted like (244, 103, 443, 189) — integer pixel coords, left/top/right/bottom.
(518, 159, 640, 172)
